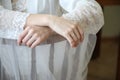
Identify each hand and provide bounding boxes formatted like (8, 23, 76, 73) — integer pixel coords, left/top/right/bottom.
(26, 14, 84, 47)
(18, 26, 53, 48)
(48, 16, 84, 47)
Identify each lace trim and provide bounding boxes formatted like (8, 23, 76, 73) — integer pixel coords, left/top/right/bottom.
(62, 0, 104, 34)
(0, 8, 30, 39)
(12, 12, 30, 39)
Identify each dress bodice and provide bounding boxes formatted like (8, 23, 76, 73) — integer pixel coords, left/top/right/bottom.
(12, 0, 62, 15)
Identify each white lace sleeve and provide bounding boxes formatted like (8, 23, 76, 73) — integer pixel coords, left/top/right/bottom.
(60, 0, 104, 34)
(0, 5, 30, 39)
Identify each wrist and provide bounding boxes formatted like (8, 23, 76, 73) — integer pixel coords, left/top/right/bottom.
(47, 15, 58, 28)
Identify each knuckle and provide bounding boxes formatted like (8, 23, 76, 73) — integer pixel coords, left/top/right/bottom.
(70, 28, 73, 31)
(25, 27, 30, 30)
(34, 33, 37, 37)
(71, 25, 77, 31)
(74, 22, 79, 25)
(68, 28, 73, 33)
(19, 34, 23, 39)
(22, 40, 26, 43)
(64, 31, 69, 36)
(35, 33, 39, 37)
(71, 25, 75, 28)
(72, 23, 79, 28)
(30, 29, 35, 33)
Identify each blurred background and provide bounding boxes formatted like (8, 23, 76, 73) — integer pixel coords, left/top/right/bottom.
(88, 0, 120, 80)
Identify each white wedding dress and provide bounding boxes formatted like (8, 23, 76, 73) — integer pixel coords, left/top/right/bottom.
(0, 0, 104, 80)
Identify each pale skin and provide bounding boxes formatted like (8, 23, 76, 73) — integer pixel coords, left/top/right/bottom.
(17, 14, 84, 48)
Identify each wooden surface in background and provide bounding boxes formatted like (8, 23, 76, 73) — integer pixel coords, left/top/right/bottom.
(91, 0, 120, 80)
(96, 0, 120, 5)
(116, 35, 120, 80)
(92, 0, 120, 59)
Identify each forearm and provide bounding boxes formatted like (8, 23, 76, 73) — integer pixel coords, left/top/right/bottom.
(61, 0, 104, 34)
(26, 14, 51, 27)
(26, 14, 57, 34)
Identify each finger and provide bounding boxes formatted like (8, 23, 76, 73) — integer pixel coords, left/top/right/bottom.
(74, 40, 80, 47)
(77, 26, 84, 42)
(17, 27, 30, 45)
(22, 31, 33, 44)
(73, 28, 81, 46)
(26, 34, 37, 47)
(31, 32, 52, 48)
(65, 34, 75, 47)
(70, 31, 78, 42)
(30, 38, 42, 48)
(74, 28, 80, 40)
(70, 29, 81, 47)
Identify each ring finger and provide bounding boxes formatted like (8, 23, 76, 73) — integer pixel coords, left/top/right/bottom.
(65, 33, 75, 47)
(74, 28, 80, 40)
(22, 32, 33, 44)
(70, 31, 78, 42)
(77, 26, 84, 42)
(26, 34, 37, 47)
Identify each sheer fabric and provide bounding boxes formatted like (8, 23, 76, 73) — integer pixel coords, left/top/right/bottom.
(0, 0, 104, 39)
(0, 35, 96, 80)
(0, 0, 104, 80)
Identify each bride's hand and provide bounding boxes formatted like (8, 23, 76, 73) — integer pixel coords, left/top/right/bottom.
(48, 16, 84, 47)
(26, 14, 84, 47)
(17, 26, 53, 48)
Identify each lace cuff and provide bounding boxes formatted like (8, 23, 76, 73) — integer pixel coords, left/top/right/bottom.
(12, 11, 30, 39)
(61, 0, 104, 34)
(0, 7, 30, 39)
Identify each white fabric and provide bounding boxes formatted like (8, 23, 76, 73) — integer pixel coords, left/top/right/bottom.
(0, 0, 30, 39)
(0, 0, 104, 39)
(0, 0, 104, 80)
(0, 35, 96, 80)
